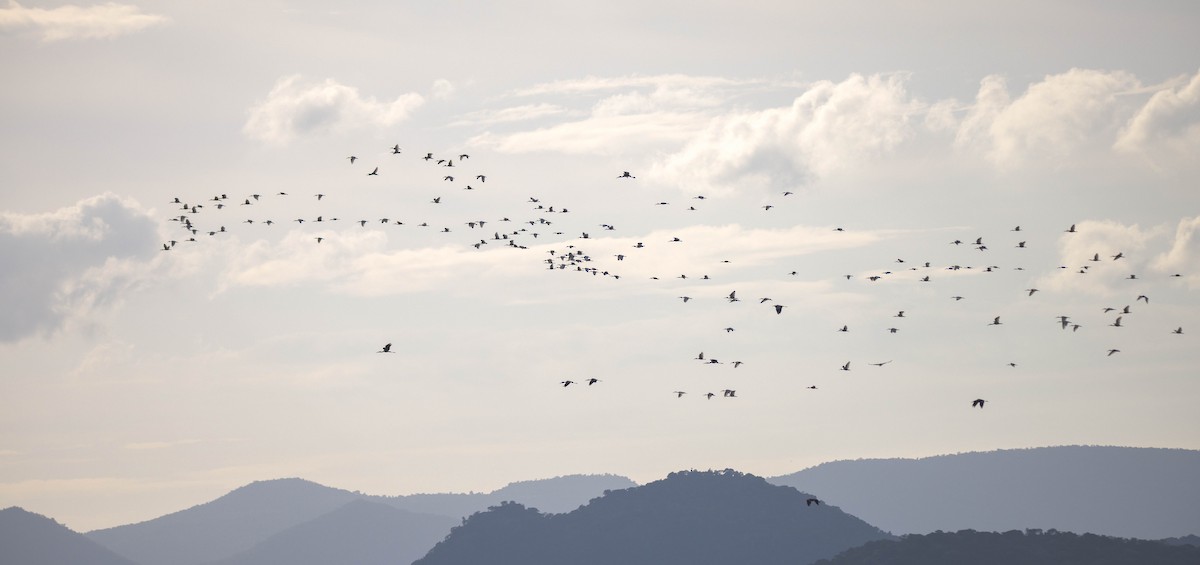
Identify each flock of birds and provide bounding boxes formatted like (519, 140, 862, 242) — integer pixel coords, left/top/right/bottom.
(161, 145, 1190, 411)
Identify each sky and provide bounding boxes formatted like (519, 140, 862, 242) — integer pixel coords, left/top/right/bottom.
(1, 0, 1199, 532)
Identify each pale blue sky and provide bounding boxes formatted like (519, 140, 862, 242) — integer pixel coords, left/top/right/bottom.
(1, 0, 1198, 531)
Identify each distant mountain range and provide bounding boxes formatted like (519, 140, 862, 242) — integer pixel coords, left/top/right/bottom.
(413, 469, 892, 565)
(770, 445, 1200, 538)
(2, 446, 1197, 565)
(85, 473, 634, 565)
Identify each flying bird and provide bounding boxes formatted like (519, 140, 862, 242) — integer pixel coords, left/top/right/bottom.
(368, 167, 379, 176)
(378, 343, 393, 353)
(972, 398, 986, 408)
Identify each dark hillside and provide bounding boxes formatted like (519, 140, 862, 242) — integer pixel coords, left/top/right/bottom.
(415, 469, 892, 565)
(814, 529, 1200, 565)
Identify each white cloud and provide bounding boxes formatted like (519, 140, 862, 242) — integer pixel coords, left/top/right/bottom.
(468, 74, 779, 155)
(470, 111, 706, 155)
(221, 229, 523, 296)
(243, 75, 425, 144)
(1115, 69, 1200, 167)
(450, 103, 568, 127)
(513, 74, 756, 97)
(955, 69, 1142, 167)
(649, 73, 921, 195)
(0, 193, 160, 341)
(0, 0, 166, 41)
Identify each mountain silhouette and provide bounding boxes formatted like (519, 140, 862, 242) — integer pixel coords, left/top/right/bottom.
(414, 469, 892, 565)
(770, 446, 1200, 539)
(87, 478, 362, 565)
(1, 506, 136, 565)
(380, 473, 637, 517)
(812, 528, 1200, 565)
(86, 474, 633, 565)
(209, 499, 458, 565)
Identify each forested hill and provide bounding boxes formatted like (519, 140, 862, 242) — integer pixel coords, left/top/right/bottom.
(414, 469, 892, 565)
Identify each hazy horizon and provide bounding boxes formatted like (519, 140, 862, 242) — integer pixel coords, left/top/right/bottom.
(2, 1, 1198, 532)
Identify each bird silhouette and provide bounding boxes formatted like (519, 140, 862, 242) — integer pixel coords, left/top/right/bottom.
(972, 398, 986, 408)
(806, 498, 821, 506)
(378, 343, 392, 353)
(367, 167, 378, 176)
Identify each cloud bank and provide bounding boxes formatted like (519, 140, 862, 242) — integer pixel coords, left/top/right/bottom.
(0, 1, 166, 41)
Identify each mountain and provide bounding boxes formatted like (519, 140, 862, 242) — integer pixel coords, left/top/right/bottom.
(381, 473, 637, 516)
(210, 499, 458, 565)
(87, 478, 364, 565)
(770, 445, 1200, 538)
(413, 469, 893, 565)
(813, 529, 1200, 565)
(86, 474, 633, 565)
(1, 506, 137, 565)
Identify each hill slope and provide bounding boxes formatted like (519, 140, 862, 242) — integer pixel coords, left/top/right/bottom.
(771, 446, 1200, 538)
(211, 499, 458, 565)
(1, 506, 137, 565)
(87, 478, 363, 565)
(414, 469, 892, 565)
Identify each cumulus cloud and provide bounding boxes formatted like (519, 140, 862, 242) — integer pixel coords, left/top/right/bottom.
(243, 75, 425, 144)
(0, 193, 159, 342)
(0, 1, 166, 41)
(955, 69, 1142, 167)
(649, 73, 921, 195)
(1114, 70, 1200, 166)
